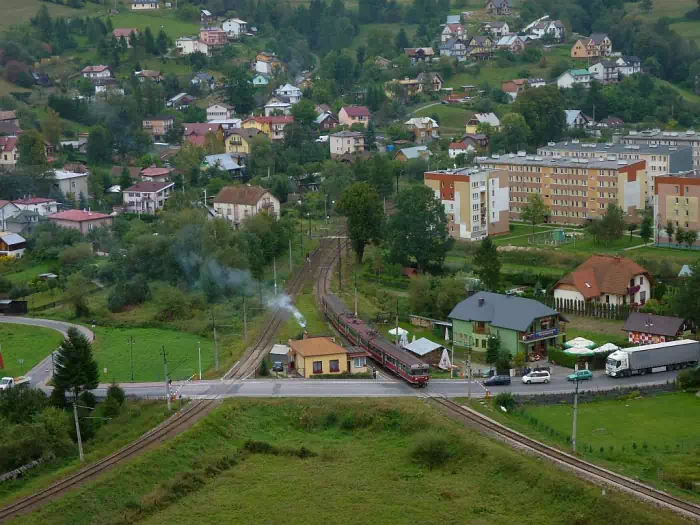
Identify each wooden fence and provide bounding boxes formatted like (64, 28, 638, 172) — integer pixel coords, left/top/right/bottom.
(541, 296, 637, 321)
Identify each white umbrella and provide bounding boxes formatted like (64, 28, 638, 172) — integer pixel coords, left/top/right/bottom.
(438, 349, 452, 370)
(400, 332, 409, 347)
(411, 335, 416, 343)
(565, 336, 595, 349)
(388, 327, 408, 336)
(563, 347, 596, 357)
(593, 342, 619, 353)
(444, 327, 450, 341)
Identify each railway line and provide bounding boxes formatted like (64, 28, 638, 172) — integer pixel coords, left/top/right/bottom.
(0, 398, 220, 522)
(427, 395, 700, 522)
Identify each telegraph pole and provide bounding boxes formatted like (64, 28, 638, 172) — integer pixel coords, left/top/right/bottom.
(161, 346, 171, 411)
(337, 234, 342, 291)
(572, 378, 580, 453)
(210, 310, 219, 372)
(273, 257, 277, 295)
(467, 337, 473, 401)
(73, 402, 84, 462)
(354, 270, 358, 318)
(288, 238, 292, 273)
(197, 341, 202, 380)
(395, 299, 399, 346)
(127, 336, 135, 382)
(243, 295, 248, 341)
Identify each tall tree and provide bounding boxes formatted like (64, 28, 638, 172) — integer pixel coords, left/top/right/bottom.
(675, 226, 685, 247)
(87, 126, 113, 165)
(156, 29, 169, 56)
(336, 182, 384, 262)
(665, 220, 675, 244)
(41, 108, 62, 147)
(486, 335, 501, 365)
(492, 113, 530, 153)
(394, 28, 410, 53)
(673, 262, 700, 328)
(386, 185, 453, 272)
(17, 130, 47, 167)
(599, 204, 625, 245)
(473, 236, 501, 291)
(520, 194, 550, 234)
(53, 327, 99, 400)
(225, 66, 255, 114)
(685, 229, 698, 249)
(143, 26, 156, 55)
(512, 85, 565, 146)
(639, 209, 653, 244)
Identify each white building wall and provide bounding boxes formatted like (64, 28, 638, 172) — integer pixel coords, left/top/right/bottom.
(553, 289, 584, 303)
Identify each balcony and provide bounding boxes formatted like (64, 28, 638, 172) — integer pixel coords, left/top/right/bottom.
(521, 328, 559, 342)
(627, 285, 640, 295)
(473, 324, 489, 335)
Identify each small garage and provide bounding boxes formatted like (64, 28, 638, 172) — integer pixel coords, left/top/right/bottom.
(269, 344, 290, 365)
(403, 338, 444, 367)
(0, 300, 28, 315)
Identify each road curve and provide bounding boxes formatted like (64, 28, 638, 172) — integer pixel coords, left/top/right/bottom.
(0, 316, 94, 387)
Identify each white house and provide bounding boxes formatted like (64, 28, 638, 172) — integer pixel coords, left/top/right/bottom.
(448, 142, 471, 158)
(222, 18, 247, 38)
(565, 110, 590, 129)
(207, 103, 234, 121)
(54, 170, 89, 199)
(273, 83, 303, 104)
(176, 37, 209, 56)
(81, 65, 112, 79)
(329, 131, 365, 158)
(553, 255, 651, 307)
(252, 73, 270, 86)
(12, 197, 58, 216)
(483, 21, 509, 38)
(616, 56, 641, 76)
(213, 185, 280, 227)
(264, 100, 292, 117)
(556, 69, 591, 89)
(123, 181, 175, 215)
(131, 0, 159, 9)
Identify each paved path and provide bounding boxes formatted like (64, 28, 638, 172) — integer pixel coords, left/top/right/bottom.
(0, 317, 94, 387)
(624, 242, 655, 251)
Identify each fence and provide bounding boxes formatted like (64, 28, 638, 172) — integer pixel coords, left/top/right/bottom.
(28, 286, 103, 314)
(541, 296, 637, 321)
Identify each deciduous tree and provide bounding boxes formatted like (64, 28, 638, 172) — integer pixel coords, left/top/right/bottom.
(520, 193, 550, 234)
(473, 236, 501, 291)
(336, 182, 383, 263)
(639, 209, 653, 244)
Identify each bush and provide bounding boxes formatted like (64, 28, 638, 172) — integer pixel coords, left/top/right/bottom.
(258, 360, 269, 377)
(676, 367, 700, 390)
(493, 392, 516, 412)
(101, 396, 122, 418)
(410, 432, 455, 470)
(106, 382, 126, 405)
(548, 348, 578, 368)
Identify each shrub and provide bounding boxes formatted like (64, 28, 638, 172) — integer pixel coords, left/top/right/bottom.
(493, 392, 516, 412)
(106, 382, 126, 406)
(676, 367, 700, 390)
(410, 433, 455, 470)
(101, 396, 122, 419)
(258, 360, 269, 377)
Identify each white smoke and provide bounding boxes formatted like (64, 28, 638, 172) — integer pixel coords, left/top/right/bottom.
(265, 293, 307, 328)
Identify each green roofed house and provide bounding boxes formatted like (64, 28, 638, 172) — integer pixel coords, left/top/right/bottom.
(448, 292, 567, 357)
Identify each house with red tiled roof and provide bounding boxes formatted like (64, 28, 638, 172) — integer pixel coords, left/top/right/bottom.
(213, 185, 279, 227)
(112, 28, 138, 46)
(552, 255, 651, 307)
(338, 106, 371, 128)
(0, 111, 18, 125)
(140, 165, 174, 182)
(183, 122, 224, 147)
(48, 210, 113, 235)
(81, 65, 112, 79)
(13, 197, 58, 216)
(0, 136, 19, 167)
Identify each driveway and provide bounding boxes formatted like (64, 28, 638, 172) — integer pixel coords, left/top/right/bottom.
(0, 316, 94, 387)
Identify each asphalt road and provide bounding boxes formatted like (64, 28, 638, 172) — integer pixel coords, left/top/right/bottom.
(0, 316, 95, 387)
(83, 368, 679, 399)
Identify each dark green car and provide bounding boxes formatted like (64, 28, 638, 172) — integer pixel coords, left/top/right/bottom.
(567, 370, 593, 381)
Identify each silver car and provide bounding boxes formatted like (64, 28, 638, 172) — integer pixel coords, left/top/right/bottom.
(521, 371, 551, 384)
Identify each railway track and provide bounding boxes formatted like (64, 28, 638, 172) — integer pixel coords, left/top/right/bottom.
(0, 398, 220, 522)
(224, 236, 338, 380)
(427, 395, 700, 522)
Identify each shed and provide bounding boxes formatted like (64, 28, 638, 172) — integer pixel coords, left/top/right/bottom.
(402, 267, 418, 278)
(270, 344, 290, 364)
(403, 337, 443, 366)
(0, 300, 28, 315)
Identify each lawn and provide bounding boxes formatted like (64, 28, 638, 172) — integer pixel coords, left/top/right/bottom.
(0, 400, 171, 508)
(349, 23, 418, 50)
(0, 0, 102, 31)
(278, 284, 331, 342)
(472, 392, 700, 502)
(0, 324, 63, 378)
(8, 398, 689, 525)
(107, 10, 201, 40)
(3, 261, 54, 284)
(90, 326, 215, 383)
(415, 104, 470, 135)
(0, 78, 31, 98)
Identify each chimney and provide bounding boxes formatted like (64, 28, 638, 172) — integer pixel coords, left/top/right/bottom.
(478, 297, 485, 307)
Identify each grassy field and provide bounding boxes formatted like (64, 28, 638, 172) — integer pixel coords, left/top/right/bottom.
(108, 10, 201, 40)
(8, 398, 691, 525)
(3, 261, 54, 284)
(0, 324, 63, 378)
(415, 104, 470, 135)
(0, 400, 171, 508)
(91, 326, 215, 383)
(349, 23, 418, 50)
(473, 392, 700, 502)
(0, 0, 102, 31)
(0, 78, 31, 98)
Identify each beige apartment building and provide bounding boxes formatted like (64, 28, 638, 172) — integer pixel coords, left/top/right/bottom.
(477, 154, 646, 226)
(537, 141, 693, 205)
(654, 172, 700, 245)
(424, 168, 510, 241)
(622, 129, 700, 170)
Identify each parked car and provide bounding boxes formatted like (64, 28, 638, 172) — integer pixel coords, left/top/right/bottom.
(567, 370, 593, 381)
(484, 375, 511, 386)
(272, 361, 284, 372)
(521, 371, 551, 384)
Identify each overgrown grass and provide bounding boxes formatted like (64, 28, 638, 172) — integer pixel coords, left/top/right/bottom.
(107, 10, 201, 40)
(0, 0, 102, 31)
(8, 398, 691, 525)
(0, 400, 171, 508)
(0, 324, 63, 378)
(3, 261, 54, 284)
(471, 392, 700, 502)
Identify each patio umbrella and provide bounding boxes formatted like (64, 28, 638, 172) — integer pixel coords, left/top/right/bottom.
(400, 332, 409, 347)
(563, 347, 596, 357)
(412, 335, 416, 343)
(593, 342, 619, 353)
(564, 336, 596, 349)
(388, 327, 408, 336)
(444, 327, 450, 341)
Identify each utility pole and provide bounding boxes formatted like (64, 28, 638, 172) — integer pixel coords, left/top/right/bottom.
(324, 193, 327, 224)
(467, 337, 473, 401)
(300, 219, 304, 254)
(197, 341, 202, 380)
(210, 310, 219, 372)
(161, 346, 171, 411)
(337, 234, 342, 292)
(354, 270, 358, 318)
(127, 336, 135, 382)
(273, 257, 277, 295)
(572, 378, 580, 453)
(243, 295, 248, 341)
(395, 299, 399, 346)
(73, 402, 84, 462)
(289, 238, 293, 273)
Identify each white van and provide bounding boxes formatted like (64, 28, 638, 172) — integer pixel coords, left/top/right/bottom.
(521, 371, 551, 384)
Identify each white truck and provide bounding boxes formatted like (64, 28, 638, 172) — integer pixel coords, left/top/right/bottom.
(0, 376, 31, 391)
(606, 339, 700, 377)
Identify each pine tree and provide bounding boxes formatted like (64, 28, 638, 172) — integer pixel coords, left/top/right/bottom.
(394, 28, 410, 53)
(156, 29, 169, 56)
(144, 26, 156, 55)
(53, 328, 99, 399)
(365, 118, 376, 151)
(473, 237, 501, 291)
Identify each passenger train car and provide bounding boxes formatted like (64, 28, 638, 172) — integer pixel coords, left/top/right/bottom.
(321, 294, 430, 386)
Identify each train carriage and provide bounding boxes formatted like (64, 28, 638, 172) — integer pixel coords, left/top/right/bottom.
(321, 294, 430, 387)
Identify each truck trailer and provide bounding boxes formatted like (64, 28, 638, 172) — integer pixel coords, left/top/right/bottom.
(606, 339, 700, 377)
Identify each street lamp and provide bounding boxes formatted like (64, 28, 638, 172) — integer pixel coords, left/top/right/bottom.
(571, 377, 581, 453)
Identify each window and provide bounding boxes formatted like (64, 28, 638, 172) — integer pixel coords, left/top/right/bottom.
(353, 357, 366, 368)
(329, 359, 340, 373)
(312, 361, 323, 374)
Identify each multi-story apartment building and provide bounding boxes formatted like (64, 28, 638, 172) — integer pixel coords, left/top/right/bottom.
(622, 129, 700, 169)
(654, 171, 700, 245)
(477, 154, 647, 226)
(424, 168, 510, 241)
(537, 141, 692, 204)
